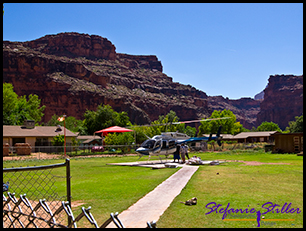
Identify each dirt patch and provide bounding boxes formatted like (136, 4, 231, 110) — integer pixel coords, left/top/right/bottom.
(224, 160, 291, 166)
(71, 200, 86, 208)
(3, 152, 62, 161)
(3, 152, 138, 161)
(3, 197, 86, 228)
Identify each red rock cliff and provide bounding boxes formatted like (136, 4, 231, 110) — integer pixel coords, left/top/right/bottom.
(26, 32, 117, 60)
(3, 32, 209, 125)
(6, 32, 298, 130)
(256, 74, 303, 130)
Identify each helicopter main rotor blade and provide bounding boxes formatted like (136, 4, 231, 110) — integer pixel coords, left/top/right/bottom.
(173, 117, 231, 124)
(127, 117, 231, 128)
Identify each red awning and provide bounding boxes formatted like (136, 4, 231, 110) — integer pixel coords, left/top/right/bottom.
(94, 126, 133, 136)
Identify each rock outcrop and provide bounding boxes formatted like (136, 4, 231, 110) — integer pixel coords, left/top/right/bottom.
(3, 32, 210, 126)
(256, 74, 303, 130)
(25, 32, 117, 60)
(254, 90, 264, 100)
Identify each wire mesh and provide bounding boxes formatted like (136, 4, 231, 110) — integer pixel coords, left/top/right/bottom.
(3, 160, 156, 228)
(3, 160, 70, 227)
(3, 192, 156, 228)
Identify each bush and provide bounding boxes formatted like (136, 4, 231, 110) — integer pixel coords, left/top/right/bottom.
(51, 135, 64, 146)
(104, 132, 134, 145)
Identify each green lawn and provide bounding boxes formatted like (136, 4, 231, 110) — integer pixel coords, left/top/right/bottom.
(157, 151, 303, 228)
(3, 155, 178, 227)
(3, 151, 303, 228)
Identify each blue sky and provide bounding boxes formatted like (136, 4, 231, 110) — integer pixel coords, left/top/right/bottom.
(3, 3, 303, 99)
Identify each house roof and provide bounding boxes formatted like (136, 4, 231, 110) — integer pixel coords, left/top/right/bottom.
(77, 135, 103, 144)
(233, 131, 279, 139)
(201, 131, 279, 140)
(3, 125, 77, 137)
(271, 132, 303, 137)
(82, 139, 102, 144)
(77, 135, 102, 140)
(221, 134, 235, 139)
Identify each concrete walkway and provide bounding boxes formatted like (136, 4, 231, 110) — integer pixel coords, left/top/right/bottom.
(106, 165, 199, 228)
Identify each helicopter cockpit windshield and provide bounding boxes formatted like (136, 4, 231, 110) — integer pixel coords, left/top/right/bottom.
(141, 139, 156, 149)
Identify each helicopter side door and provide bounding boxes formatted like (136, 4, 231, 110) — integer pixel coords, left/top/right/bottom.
(152, 139, 162, 154)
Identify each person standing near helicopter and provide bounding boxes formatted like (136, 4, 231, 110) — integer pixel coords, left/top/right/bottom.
(180, 143, 189, 163)
(173, 144, 181, 162)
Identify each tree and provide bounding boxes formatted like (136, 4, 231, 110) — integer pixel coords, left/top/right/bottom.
(104, 132, 134, 145)
(3, 83, 45, 125)
(130, 125, 151, 144)
(81, 104, 131, 135)
(52, 134, 65, 146)
(3, 83, 18, 124)
(147, 110, 181, 136)
(197, 109, 237, 136)
(286, 115, 303, 133)
(256, 121, 282, 132)
(46, 114, 83, 133)
(183, 126, 197, 137)
(232, 121, 249, 135)
(130, 111, 197, 144)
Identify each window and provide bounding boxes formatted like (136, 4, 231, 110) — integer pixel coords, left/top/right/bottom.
(12, 138, 25, 146)
(169, 140, 176, 149)
(293, 136, 300, 152)
(141, 140, 155, 149)
(36, 138, 49, 146)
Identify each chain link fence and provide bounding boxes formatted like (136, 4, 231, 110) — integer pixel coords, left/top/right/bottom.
(4, 144, 139, 158)
(190, 141, 268, 152)
(4, 142, 269, 160)
(3, 158, 157, 228)
(3, 159, 71, 228)
(3, 192, 156, 228)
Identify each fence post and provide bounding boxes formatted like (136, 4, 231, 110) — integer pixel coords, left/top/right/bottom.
(65, 158, 72, 226)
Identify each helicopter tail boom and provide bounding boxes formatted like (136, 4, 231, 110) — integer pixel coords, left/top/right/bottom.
(178, 126, 223, 146)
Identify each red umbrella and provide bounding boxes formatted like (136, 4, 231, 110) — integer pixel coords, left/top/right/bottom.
(94, 126, 133, 136)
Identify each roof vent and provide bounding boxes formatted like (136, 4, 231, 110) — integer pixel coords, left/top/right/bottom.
(21, 120, 35, 129)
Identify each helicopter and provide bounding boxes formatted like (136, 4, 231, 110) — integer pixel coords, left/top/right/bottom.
(135, 118, 229, 161)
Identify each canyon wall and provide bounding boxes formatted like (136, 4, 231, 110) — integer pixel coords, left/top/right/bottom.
(4, 32, 301, 130)
(256, 74, 303, 130)
(3, 32, 210, 126)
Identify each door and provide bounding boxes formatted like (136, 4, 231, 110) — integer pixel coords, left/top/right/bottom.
(153, 139, 162, 154)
